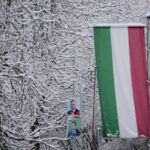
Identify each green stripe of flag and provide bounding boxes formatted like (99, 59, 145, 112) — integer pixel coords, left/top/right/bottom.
(94, 27, 120, 137)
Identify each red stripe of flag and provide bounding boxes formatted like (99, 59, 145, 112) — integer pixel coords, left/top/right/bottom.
(128, 27, 150, 137)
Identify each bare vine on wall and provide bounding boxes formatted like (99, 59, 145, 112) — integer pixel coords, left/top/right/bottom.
(0, 0, 149, 149)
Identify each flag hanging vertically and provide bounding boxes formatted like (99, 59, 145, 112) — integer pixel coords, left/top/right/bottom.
(94, 24, 150, 138)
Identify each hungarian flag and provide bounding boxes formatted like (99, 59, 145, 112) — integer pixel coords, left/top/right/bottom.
(94, 24, 150, 138)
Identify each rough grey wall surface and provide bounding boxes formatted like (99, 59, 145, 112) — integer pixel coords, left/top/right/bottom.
(0, 0, 150, 150)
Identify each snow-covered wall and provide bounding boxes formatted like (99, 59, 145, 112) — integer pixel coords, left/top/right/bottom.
(0, 0, 150, 149)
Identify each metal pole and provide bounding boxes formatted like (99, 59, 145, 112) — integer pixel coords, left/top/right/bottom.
(92, 67, 97, 150)
(147, 15, 150, 81)
(72, 56, 75, 97)
(72, 136, 75, 150)
(96, 128, 102, 150)
(72, 56, 75, 150)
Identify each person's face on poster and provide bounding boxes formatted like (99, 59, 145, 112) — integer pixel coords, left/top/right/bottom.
(72, 122, 76, 129)
(70, 101, 76, 110)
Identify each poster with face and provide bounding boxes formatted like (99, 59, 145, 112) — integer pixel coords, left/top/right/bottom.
(67, 98, 80, 117)
(67, 119, 80, 137)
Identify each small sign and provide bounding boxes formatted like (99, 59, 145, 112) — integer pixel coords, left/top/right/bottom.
(67, 98, 80, 117)
(67, 119, 80, 137)
(67, 97, 80, 137)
